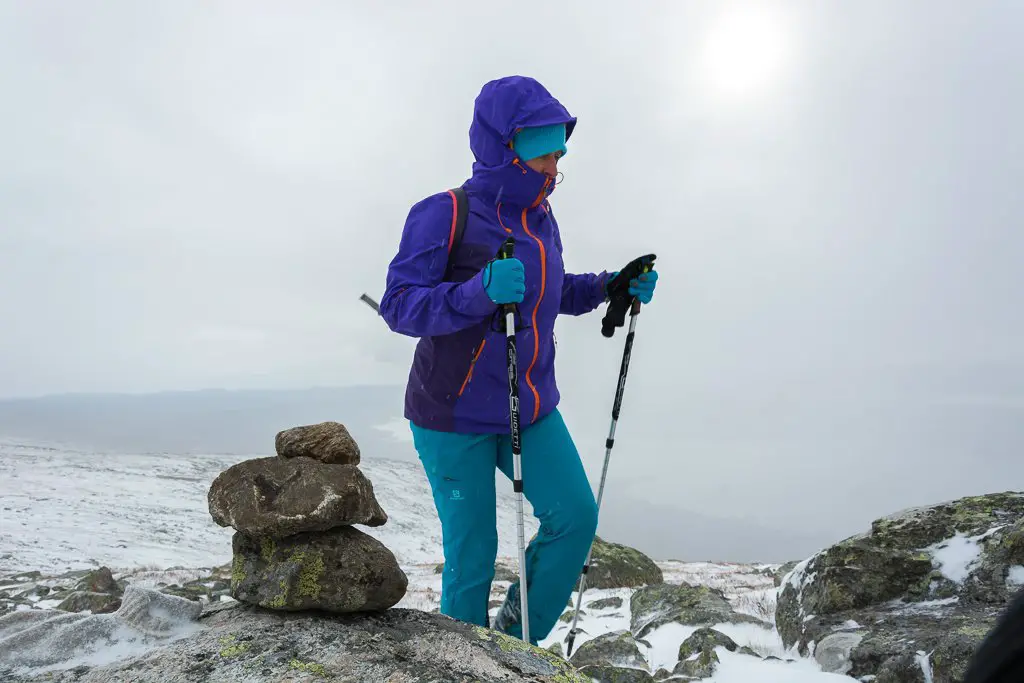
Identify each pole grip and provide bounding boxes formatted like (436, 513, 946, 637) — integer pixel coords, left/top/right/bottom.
(498, 237, 516, 317)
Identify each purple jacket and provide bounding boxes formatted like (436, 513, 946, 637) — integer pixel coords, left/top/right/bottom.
(380, 76, 610, 434)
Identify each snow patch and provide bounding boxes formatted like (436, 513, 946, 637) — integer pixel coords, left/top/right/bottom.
(1007, 565, 1024, 588)
(706, 648, 856, 682)
(925, 527, 1003, 583)
(642, 622, 701, 672)
(915, 650, 934, 683)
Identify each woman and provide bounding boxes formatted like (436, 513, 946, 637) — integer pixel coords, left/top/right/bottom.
(379, 75, 658, 644)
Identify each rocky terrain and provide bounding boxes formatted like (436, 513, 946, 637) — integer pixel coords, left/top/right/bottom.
(776, 492, 1024, 682)
(1, 426, 1020, 681)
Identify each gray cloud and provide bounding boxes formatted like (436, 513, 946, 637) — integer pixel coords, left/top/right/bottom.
(2, 1, 1022, 559)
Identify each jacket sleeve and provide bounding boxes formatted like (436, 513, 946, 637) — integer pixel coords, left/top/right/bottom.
(379, 193, 496, 337)
(549, 208, 610, 316)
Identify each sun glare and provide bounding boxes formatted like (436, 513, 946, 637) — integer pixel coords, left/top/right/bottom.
(697, 8, 794, 101)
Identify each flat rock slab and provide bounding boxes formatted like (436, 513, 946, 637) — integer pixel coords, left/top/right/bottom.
(3, 600, 591, 682)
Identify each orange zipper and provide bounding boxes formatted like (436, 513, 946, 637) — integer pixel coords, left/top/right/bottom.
(457, 340, 487, 397)
(520, 207, 546, 422)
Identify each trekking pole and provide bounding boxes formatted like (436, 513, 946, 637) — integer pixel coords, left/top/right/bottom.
(499, 236, 531, 644)
(564, 255, 655, 659)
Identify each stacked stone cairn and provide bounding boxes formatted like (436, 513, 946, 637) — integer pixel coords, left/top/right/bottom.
(207, 421, 407, 613)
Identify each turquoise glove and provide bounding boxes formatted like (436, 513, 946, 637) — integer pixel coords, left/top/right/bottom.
(605, 269, 658, 304)
(629, 270, 658, 304)
(482, 258, 526, 304)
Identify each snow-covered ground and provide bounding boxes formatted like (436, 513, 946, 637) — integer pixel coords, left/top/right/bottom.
(0, 436, 856, 681)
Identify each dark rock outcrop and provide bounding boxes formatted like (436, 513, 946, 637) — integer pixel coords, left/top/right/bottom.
(776, 492, 1024, 682)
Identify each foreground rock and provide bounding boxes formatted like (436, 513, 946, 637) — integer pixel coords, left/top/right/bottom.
(231, 526, 408, 612)
(631, 582, 762, 639)
(0, 585, 202, 672)
(208, 456, 387, 537)
(588, 537, 664, 589)
(1, 595, 590, 682)
(776, 491, 1024, 682)
(275, 421, 360, 465)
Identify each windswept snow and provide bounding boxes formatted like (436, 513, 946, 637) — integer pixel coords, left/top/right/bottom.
(925, 527, 1003, 583)
(0, 436, 536, 574)
(915, 650, 935, 683)
(1007, 565, 1024, 588)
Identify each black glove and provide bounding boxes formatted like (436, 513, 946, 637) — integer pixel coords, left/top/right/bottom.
(601, 254, 657, 337)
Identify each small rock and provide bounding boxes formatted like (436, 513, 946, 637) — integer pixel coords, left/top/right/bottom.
(57, 591, 122, 614)
(678, 627, 738, 661)
(674, 645, 719, 679)
(587, 596, 624, 610)
(275, 421, 360, 465)
(76, 567, 121, 595)
(208, 456, 387, 536)
(577, 665, 655, 683)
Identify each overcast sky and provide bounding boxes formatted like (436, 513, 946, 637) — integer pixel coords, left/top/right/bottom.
(2, 1, 1022, 551)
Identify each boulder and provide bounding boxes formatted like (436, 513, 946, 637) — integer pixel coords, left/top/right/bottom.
(588, 537, 664, 589)
(230, 525, 407, 612)
(207, 456, 386, 537)
(2, 598, 590, 682)
(776, 491, 1024, 683)
(275, 421, 360, 465)
(570, 630, 649, 670)
(630, 583, 761, 639)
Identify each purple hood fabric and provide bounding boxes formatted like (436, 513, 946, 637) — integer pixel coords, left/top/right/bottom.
(379, 76, 609, 433)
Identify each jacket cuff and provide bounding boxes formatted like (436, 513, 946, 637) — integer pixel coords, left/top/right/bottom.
(455, 271, 498, 317)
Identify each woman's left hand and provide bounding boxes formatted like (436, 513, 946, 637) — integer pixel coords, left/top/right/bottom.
(629, 270, 658, 304)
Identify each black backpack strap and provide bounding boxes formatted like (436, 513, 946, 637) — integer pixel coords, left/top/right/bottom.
(443, 187, 469, 281)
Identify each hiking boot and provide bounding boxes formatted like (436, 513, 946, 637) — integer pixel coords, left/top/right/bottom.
(491, 582, 522, 635)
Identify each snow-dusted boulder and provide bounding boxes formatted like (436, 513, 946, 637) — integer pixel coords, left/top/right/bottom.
(230, 526, 407, 612)
(630, 583, 761, 639)
(274, 421, 360, 465)
(588, 537, 664, 589)
(207, 455, 387, 536)
(776, 491, 1024, 682)
(2, 598, 590, 682)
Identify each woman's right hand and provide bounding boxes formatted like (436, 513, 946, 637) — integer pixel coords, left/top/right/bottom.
(482, 258, 526, 305)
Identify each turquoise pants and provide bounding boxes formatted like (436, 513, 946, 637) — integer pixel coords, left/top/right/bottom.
(411, 408, 598, 643)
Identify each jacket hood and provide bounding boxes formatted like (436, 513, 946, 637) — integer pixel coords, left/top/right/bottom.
(463, 76, 577, 207)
